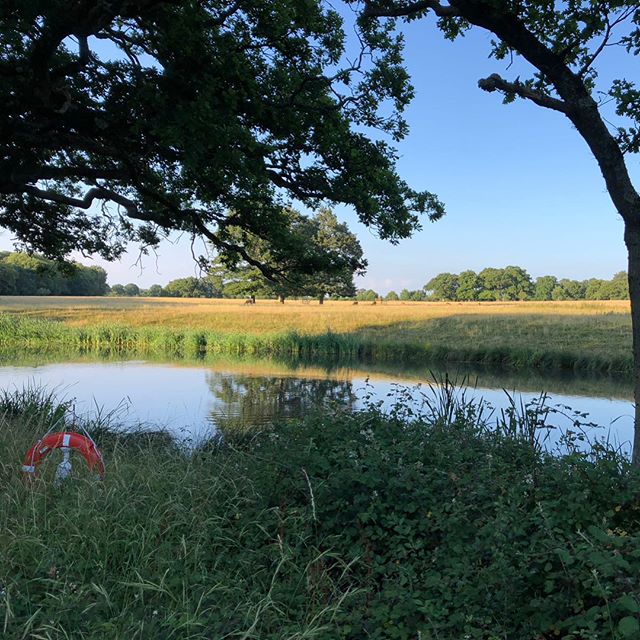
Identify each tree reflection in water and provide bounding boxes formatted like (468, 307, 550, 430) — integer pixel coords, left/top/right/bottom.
(206, 372, 356, 433)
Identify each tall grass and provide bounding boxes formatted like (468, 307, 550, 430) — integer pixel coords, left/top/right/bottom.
(0, 393, 353, 639)
(1, 386, 639, 639)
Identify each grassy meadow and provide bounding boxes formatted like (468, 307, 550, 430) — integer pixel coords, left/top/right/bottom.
(0, 296, 632, 374)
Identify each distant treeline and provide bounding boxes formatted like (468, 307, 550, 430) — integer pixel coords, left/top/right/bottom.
(422, 267, 629, 301)
(0, 252, 108, 296)
(110, 268, 630, 302)
(109, 278, 222, 299)
(355, 267, 629, 302)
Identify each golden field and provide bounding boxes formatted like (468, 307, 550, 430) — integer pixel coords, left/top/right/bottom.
(0, 296, 632, 373)
(0, 295, 630, 333)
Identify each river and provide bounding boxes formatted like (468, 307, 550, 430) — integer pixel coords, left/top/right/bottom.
(0, 354, 634, 455)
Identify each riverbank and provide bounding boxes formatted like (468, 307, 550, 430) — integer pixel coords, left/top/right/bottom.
(1, 388, 639, 639)
(0, 297, 633, 374)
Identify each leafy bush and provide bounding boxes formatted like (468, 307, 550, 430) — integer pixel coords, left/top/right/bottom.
(0, 388, 639, 639)
(236, 391, 640, 639)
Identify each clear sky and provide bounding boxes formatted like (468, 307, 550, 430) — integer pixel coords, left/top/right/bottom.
(2, 8, 637, 293)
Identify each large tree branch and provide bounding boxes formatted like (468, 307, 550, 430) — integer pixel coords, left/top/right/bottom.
(189, 216, 280, 279)
(478, 73, 569, 114)
(363, 1, 460, 18)
(455, 0, 640, 222)
(6, 165, 126, 183)
(53, 35, 92, 79)
(363, 0, 640, 221)
(21, 185, 141, 218)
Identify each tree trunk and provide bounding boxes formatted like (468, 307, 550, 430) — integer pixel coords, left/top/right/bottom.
(318, 294, 324, 305)
(625, 223, 640, 467)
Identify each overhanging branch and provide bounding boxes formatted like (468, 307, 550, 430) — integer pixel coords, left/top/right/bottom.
(190, 216, 280, 279)
(22, 185, 140, 217)
(478, 74, 569, 114)
(363, 1, 460, 18)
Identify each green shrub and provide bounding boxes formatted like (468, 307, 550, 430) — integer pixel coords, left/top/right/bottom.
(0, 388, 639, 638)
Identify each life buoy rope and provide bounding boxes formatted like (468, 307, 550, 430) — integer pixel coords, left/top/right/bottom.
(22, 431, 105, 480)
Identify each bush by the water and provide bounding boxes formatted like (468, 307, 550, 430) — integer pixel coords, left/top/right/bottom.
(0, 388, 639, 639)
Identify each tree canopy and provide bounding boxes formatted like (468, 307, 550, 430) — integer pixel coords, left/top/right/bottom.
(0, 251, 107, 295)
(207, 208, 364, 302)
(0, 0, 444, 274)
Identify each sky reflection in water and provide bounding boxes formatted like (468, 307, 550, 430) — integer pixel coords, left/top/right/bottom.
(0, 359, 634, 456)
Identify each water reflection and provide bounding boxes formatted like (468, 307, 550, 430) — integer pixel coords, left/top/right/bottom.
(0, 355, 633, 453)
(0, 348, 632, 401)
(207, 372, 356, 431)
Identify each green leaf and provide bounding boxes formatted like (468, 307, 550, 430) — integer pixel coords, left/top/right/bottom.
(617, 595, 640, 614)
(618, 616, 640, 637)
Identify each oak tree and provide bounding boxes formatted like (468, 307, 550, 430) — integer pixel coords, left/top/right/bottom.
(208, 208, 364, 302)
(0, 0, 443, 278)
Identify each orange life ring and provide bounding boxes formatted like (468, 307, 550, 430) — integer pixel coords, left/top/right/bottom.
(22, 431, 105, 480)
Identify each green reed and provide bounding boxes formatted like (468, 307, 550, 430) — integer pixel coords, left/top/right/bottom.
(0, 313, 633, 374)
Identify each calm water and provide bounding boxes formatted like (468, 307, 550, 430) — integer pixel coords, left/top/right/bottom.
(0, 355, 634, 454)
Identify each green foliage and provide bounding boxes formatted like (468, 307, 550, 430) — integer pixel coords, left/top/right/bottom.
(145, 284, 164, 297)
(479, 265, 533, 301)
(398, 288, 426, 301)
(425, 272, 459, 300)
(123, 283, 140, 297)
(242, 398, 640, 640)
(0, 252, 108, 296)
(163, 276, 221, 299)
(0, 1, 443, 265)
(456, 269, 481, 301)
(384, 290, 399, 301)
(210, 208, 365, 302)
(1, 387, 639, 638)
(552, 278, 587, 301)
(424, 267, 629, 302)
(534, 275, 559, 300)
(307, 208, 366, 302)
(356, 288, 379, 301)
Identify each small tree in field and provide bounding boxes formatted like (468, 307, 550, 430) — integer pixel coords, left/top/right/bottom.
(363, 0, 640, 464)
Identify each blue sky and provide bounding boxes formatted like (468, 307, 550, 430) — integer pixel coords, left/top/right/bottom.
(2, 8, 636, 293)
